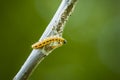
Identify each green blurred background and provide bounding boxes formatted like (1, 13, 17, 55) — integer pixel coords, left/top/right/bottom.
(0, 0, 120, 80)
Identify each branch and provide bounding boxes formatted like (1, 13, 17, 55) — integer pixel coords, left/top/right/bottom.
(13, 0, 77, 80)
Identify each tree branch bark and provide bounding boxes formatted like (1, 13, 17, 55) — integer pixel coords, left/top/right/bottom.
(13, 0, 77, 80)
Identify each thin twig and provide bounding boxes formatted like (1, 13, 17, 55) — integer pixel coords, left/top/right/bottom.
(13, 0, 77, 80)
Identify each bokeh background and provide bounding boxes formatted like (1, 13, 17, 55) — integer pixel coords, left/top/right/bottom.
(0, 0, 120, 80)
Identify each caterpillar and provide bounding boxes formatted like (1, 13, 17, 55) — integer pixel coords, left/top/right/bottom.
(32, 36, 66, 49)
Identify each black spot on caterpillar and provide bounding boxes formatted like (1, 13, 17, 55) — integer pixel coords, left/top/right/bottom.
(32, 36, 67, 49)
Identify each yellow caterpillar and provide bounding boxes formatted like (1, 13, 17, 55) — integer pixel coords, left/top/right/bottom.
(32, 36, 66, 49)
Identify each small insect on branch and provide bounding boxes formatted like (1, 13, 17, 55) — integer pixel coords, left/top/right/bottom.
(13, 0, 77, 80)
(32, 36, 67, 49)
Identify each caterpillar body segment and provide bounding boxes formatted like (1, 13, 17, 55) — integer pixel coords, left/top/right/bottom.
(32, 36, 66, 49)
